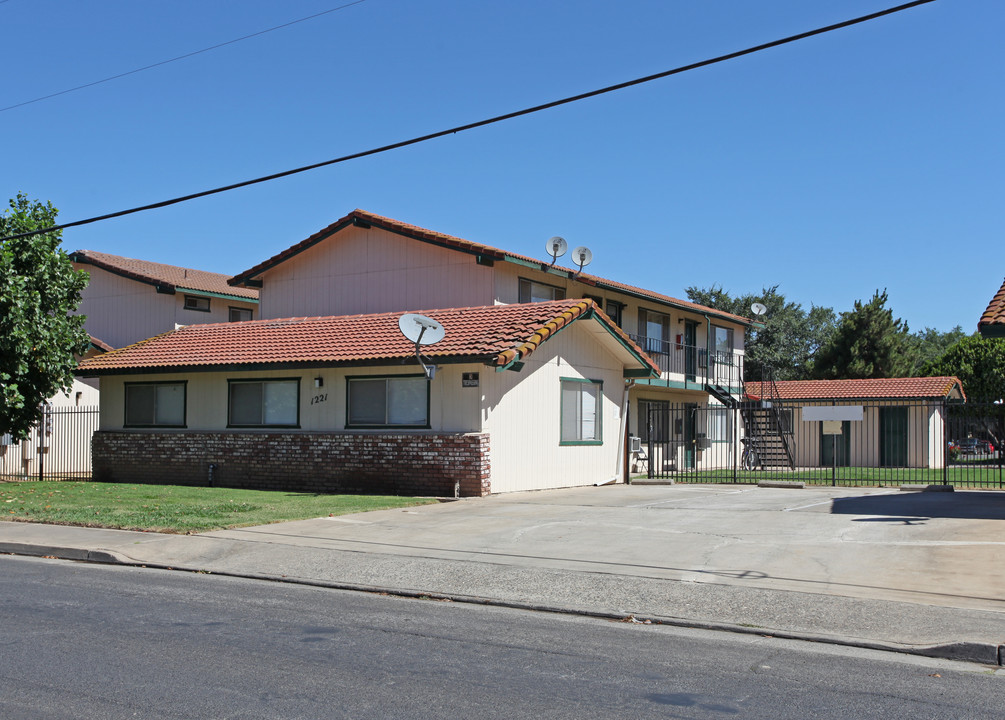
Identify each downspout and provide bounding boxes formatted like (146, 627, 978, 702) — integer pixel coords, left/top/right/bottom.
(599, 380, 634, 486)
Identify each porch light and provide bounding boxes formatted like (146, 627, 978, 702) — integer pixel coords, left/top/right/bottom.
(314, 376, 324, 388)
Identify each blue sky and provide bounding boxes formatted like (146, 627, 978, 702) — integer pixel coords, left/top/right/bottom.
(3, 0, 1001, 334)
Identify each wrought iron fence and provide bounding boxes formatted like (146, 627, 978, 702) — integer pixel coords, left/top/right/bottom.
(0, 405, 99, 481)
(631, 400, 1004, 489)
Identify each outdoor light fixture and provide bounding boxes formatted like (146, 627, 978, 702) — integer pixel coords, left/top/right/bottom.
(314, 376, 324, 388)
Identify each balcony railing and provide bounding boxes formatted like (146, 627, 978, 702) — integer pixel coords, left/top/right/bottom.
(629, 334, 742, 392)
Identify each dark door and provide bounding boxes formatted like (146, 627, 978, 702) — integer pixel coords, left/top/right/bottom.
(684, 321, 697, 382)
(820, 421, 850, 467)
(880, 407, 909, 467)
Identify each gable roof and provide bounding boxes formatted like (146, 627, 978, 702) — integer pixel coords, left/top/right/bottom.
(70, 250, 259, 302)
(744, 377, 966, 402)
(76, 299, 660, 377)
(228, 209, 751, 326)
(978, 277, 1005, 338)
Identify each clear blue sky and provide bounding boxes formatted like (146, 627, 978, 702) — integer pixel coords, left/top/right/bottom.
(4, 0, 1001, 334)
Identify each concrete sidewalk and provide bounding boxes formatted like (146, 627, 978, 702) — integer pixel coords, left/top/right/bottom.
(2, 484, 1003, 665)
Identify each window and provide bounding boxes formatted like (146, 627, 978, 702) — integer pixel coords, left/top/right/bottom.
(637, 399, 669, 443)
(347, 375, 429, 428)
(561, 379, 602, 444)
(184, 295, 210, 312)
(605, 300, 624, 327)
(706, 406, 731, 442)
(519, 278, 565, 303)
(637, 308, 671, 353)
(228, 379, 299, 427)
(124, 382, 186, 427)
(229, 307, 253, 322)
(713, 325, 734, 362)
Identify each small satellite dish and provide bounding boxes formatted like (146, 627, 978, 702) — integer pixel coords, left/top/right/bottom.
(398, 313, 445, 346)
(750, 302, 767, 317)
(546, 236, 568, 264)
(571, 246, 593, 273)
(398, 313, 445, 380)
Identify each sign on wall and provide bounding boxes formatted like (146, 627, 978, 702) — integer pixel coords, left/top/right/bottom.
(802, 405, 864, 422)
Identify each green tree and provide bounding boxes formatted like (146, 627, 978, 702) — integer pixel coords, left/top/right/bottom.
(922, 335, 1005, 402)
(904, 325, 968, 376)
(0, 194, 90, 439)
(811, 289, 910, 379)
(685, 284, 836, 381)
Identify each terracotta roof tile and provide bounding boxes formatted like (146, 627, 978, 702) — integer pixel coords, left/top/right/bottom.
(978, 277, 1005, 331)
(88, 335, 114, 353)
(744, 377, 966, 401)
(229, 209, 750, 326)
(71, 250, 259, 301)
(77, 300, 659, 376)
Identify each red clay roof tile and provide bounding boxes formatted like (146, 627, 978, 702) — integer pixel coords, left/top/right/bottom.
(978, 277, 1005, 332)
(77, 299, 660, 376)
(71, 250, 258, 301)
(744, 377, 965, 401)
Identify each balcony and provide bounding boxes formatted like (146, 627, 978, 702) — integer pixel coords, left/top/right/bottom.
(629, 334, 742, 397)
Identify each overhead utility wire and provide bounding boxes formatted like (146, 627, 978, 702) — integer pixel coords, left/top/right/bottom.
(1, 0, 936, 243)
(0, 0, 369, 113)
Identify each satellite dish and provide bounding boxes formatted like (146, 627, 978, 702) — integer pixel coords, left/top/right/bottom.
(398, 313, 445, 346)
(750, 302, 767, 317)
(398, 313, 445, 380)
(571, 246, 593, 273)
(546, 236, 568, 264)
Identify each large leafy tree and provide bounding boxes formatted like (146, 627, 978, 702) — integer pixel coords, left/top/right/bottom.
(904, 325, 968, 377)
(811, 289, 911, 379)
(0, 194, 90, 439)
(685, 284, 836, 381)
(922, 335, 1005, 403)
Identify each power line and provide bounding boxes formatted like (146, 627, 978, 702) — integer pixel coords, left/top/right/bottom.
(0, 1, 369, 113)
(1, 0, 937, 243)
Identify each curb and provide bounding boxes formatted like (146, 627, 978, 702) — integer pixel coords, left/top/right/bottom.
(4, 542, 1002, 667)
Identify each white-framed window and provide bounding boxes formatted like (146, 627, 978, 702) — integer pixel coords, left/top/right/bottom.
(346, 375, 429, 428)
(560, 378, 602, 445)
(124, 382, 186, 427)
(713, 325, 734, 359)
(228, 379, 299, 427)
(638, 308, 671, 353)
(519, 278, 566, 303)
(706, 405, 731, 442)
(184, 295, 210, 312)
(229, 307, 253, 322)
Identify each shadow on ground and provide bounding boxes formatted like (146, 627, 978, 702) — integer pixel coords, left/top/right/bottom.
(830, 491, 1005, 521)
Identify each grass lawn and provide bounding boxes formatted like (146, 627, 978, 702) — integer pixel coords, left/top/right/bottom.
(0, 481, 439, 533)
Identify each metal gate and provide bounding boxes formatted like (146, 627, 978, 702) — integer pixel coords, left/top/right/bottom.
(636, 400, 1004, 489)
(0, 405, 99, 481)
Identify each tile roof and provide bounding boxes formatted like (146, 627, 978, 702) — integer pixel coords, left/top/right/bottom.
(77, 299, 660, 377)
(978, 277, 1005, 333)
(744, 377, 966, 401)
(229, 209, 751, 326)
(88, 335, 114, 353)
(70, 250, 259, 301)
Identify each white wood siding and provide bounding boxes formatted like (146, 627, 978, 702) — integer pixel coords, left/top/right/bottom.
(258, 226, 496, 318)
(75, 266, 257, 349)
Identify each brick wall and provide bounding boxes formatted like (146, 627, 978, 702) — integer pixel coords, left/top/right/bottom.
(91, 431, 492, 497)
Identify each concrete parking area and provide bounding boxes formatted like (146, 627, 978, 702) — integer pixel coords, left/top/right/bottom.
(209, 484, 1005, 612)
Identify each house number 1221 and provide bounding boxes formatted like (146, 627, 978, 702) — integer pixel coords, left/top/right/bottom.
(311, 393, 328, 405)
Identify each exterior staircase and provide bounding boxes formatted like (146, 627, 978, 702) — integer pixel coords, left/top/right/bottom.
(740, 369, 795, 470)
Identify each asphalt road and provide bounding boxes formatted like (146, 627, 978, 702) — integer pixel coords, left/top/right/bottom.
(1, 556, 1001, 719)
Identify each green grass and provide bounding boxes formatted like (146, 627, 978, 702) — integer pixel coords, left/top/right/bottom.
(0, 481, 438, 533)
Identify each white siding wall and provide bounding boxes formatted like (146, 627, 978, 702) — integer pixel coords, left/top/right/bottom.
(480, 323, 627, 493)
(258, 226, 496, 319)
(74, 266, 257, 348)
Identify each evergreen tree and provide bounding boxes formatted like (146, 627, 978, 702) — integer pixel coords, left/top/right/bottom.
(811, 289, 910, 379)
(923, 335, 1005, 402)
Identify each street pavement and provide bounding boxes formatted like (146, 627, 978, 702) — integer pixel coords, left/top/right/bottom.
(2, 483, 1003, 665)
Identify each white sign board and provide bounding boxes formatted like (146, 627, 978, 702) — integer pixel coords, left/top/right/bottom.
(821, 420, 844, 435)
(802, 405, 864, 422)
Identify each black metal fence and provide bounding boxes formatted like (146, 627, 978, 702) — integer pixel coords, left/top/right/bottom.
(626, 336, 742, 391)
(632, 400, 1004, 489)
(0, 405, 99, 481)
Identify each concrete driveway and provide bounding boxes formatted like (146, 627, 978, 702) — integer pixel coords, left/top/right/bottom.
(209, 484, 1005, 613)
